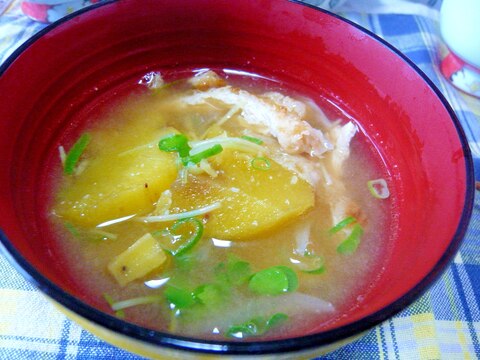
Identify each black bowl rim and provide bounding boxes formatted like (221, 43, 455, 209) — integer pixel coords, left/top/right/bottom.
(0, 0, 475, 356)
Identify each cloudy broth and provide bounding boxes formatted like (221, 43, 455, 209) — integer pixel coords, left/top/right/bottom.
(49, 70, 391, 340)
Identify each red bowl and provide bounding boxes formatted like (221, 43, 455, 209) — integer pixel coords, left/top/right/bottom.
(0, 0, 474, 357)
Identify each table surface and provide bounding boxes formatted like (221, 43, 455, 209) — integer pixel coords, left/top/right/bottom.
(1, 1, 480, 359)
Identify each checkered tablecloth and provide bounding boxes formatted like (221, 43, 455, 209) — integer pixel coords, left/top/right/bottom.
(1, 1, 479, 359)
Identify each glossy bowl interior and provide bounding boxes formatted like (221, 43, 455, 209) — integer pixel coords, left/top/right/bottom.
(0, 0, 474, 357)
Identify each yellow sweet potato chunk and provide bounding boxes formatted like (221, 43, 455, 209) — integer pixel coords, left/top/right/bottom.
(170, 150, 314, 240)
(108, 233, 167, 287)
(54, 145, 178, 227)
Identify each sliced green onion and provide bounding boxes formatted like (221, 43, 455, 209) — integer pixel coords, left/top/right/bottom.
(174, 253, 196, 271)
(337, 224, 364, 255)
(182, 144, 223, 166)
(214, 262, 228, 285)
(110, 294, 163, 311)
(241, 135, 263, 145)
(249, 267, 288, 295)
(329, 216, 357, 234)
(226, 318, 263, 339)
(248, 266, 298, 295)
(158, 133, 191, 158)
(266, 313, 288, 329)
(91, 229, 118, 240)
(137, 202, 221, 223)
(64, 222, 80, 237)
(251, 157, 271, 171)
(164, 285, 196, 309)
(64, 133, 91, 175)
(169, 217, 203, 256)
(367, 178, 390, 199)
(225, 313, 288, 339)
(274, 266, 299, 292)
(103, 294, 126, 318)
(215, 254, 252, 286)
(192, 284, 224, 306)
(225, 254, 251, 286)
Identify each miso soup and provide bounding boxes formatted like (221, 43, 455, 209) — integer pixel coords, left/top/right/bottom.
(49, 70, 392, 340)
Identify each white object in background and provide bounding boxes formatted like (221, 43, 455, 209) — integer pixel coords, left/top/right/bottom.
(441, 0, 480, 68)
(440, 0, 480, 98)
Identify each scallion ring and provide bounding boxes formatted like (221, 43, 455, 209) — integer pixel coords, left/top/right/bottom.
(248, 265, 298, 295)
(169, 217, 204, 256)
(251, 157, 271, 171)
(367, 178, 390, 199)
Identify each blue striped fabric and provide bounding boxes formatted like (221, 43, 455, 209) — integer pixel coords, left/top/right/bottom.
(1, 1, 479, 359)
(0, 1, 44, 63)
